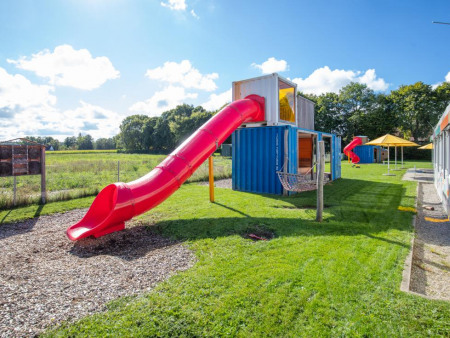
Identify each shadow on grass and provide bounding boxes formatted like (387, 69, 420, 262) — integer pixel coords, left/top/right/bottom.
(65, 177, 414, 259)
(0, 204, 45, 239)
(149, 178, 414, 248)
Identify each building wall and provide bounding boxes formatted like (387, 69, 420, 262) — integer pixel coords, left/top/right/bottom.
(432, 103, 450, 215)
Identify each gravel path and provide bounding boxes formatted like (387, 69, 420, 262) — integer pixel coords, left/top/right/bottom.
(404, 168, 450, 300)
(0, 210, 195, 337)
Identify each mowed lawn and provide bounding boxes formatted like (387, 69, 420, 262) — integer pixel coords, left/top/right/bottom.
(36, 160, 450, 337)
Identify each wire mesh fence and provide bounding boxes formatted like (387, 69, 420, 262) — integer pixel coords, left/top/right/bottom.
(0, 155, 232, 209)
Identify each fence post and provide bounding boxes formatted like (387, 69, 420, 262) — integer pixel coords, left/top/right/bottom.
(316, 141, 325, 222)
(13, 176, 17, 207)
(40, 146, 47, 204)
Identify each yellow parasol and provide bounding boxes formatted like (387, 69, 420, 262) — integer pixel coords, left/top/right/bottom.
(366, 134, 419, 175)
(418, 143, 433, 150)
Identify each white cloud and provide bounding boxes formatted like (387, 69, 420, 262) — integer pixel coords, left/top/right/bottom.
(8, 44, 120, 90)
(0, 67, 56, 117)
(190, 9, 199, 19)
(0, 101, 122, 141)
(252, 57, 288, 74)
(145, 60, 218, 91)
(292, 66, 389, 95)
(129, 86, 198, 116)
(201, 88, 232, 111)
(446, 71, 450, 82)
(161, 0, 186, 11)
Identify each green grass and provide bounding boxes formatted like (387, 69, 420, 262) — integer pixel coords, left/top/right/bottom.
(41, 160, 449, 337)
(0, 153, 231, 209)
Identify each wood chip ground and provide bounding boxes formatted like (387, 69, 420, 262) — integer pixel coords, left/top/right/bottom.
(0, 210, 195, 337)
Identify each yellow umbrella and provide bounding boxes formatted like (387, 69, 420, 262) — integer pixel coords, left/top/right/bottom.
(418, 143, 433, 150)
(366, 134, 419, 174)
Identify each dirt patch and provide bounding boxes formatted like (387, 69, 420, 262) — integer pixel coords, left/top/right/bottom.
(243, 225, 276, 241)
(0, 210, 195, 337)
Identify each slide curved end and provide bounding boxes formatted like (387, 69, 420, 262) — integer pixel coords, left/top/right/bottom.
(66, 182, 135, 241)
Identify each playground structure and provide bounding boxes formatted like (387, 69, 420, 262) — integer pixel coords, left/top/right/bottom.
(432, 103, 450, 215)
(232, 74, 341, 195)
(344, 136, 386, 164)
(67, 74, 341, 240)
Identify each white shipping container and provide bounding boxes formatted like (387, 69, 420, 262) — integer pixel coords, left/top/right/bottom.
(296, 95, 315, 130)
(232, 73, 297, 127)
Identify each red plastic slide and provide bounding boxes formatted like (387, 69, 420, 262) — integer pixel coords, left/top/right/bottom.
(343, 137, 362, 164)
(67, 95, 265, 241)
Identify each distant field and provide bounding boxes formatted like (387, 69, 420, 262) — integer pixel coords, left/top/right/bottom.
(0, 153, 232, 209)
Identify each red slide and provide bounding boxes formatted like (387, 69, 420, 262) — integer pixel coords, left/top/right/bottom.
(67, 95, 265, 241)
(343, 137, 362, 164)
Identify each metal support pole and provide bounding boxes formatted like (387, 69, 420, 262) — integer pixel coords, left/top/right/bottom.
(395, 146, 397, 169)
(383, 146, 395, 176)
(209, 156, 214, 202)
(401, 147, 404, 169)
(316, 141, 325, 222)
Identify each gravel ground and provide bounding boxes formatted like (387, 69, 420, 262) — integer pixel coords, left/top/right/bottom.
(405, 169, 450, 300)
(198, 178, 321, 192)
(0, 210, 195, 337)
(197, 178, 232, 189)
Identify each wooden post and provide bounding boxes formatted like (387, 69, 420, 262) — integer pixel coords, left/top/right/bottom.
(316, 141, 325, 222)
(40, 146, 47, 204)
(209, 156, 214, 202)
(13, 176, 17, 207)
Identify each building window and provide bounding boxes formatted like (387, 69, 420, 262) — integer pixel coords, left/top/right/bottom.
(279, 80, 295, 123)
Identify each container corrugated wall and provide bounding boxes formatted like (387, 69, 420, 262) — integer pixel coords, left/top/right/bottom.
(297, 95, 315, 130)
(353, 145, 381, 163)
(233, 74, 278, 126)
(232, 126, 297, 195)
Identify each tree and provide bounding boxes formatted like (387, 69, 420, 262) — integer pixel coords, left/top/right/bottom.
(25, 136, 60, 150)
(389, 82, 438, 141)
(362, 94, 398, 139)
(64, 136, 77, 149)
(169, 111, 213, 145)
(77, 133, 94, 150)
(338, 83, 376, 143)
(95, 137, 116, 150)
(434, 81, 450, 114)
(312, 92, 343, 135)
(143, 117, 158, 151)
(119, 115, 150, 152)
(152, 118, 174, 152)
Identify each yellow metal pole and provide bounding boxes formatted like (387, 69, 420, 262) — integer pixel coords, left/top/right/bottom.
(209, 156, 214, 202)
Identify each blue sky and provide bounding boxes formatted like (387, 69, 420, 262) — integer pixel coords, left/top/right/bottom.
(0, 0, 449, 140)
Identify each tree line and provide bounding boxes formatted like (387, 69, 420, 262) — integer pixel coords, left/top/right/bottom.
(26, 80, 450, 154)
(309, 81, 450, 145)
(25, 134, 118, 151)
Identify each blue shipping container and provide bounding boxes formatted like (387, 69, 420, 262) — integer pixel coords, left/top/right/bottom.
(232, 126, 297, 195)
(232, 125, 341, 195)
(353, 145, 382, 163)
